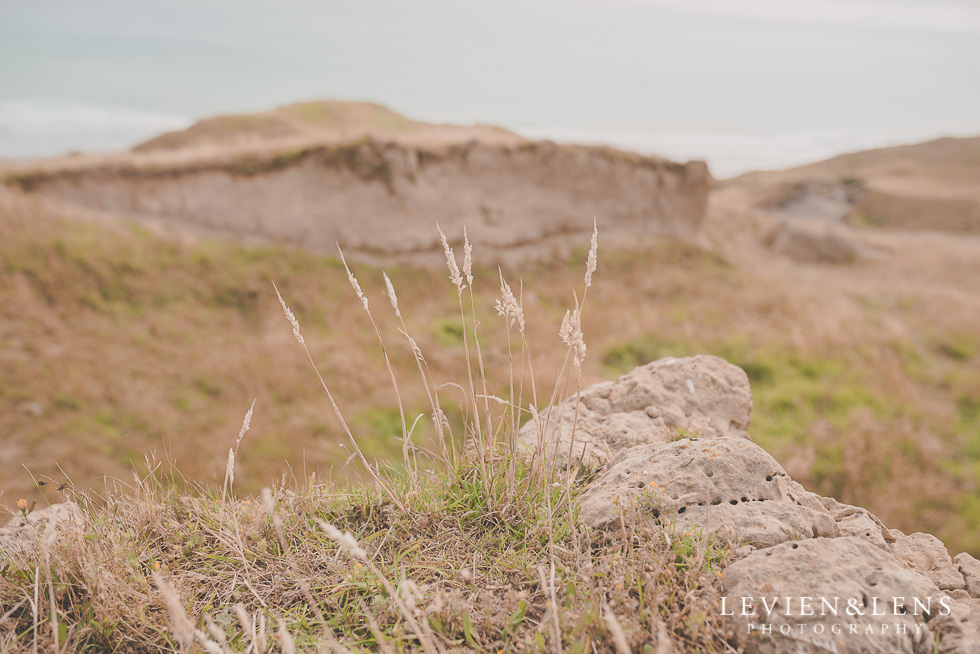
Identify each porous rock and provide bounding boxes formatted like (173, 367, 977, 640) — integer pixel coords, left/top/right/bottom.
(578, 436, 838, 548)
(929, 592, 980, 654)
(722, 537, 970, 654)
(891, 531, 966, 591)
(819, 496, 892, 551)
(954, 552, 980, 598)
(518, 355, 752, 467)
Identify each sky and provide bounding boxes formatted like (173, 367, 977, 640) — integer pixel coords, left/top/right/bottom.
(1, 0, 979, 176)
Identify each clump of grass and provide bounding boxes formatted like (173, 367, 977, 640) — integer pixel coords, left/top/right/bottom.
(0, 225, 734, 652)
(0, 464, 732, 652)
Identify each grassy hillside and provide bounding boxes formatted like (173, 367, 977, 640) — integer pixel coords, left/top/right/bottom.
(131, 99, 524, 154)
(2, 189, 980, 557)
(730, 136, 980, 233)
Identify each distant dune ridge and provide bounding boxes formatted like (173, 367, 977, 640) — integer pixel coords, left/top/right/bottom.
(5, 101, 978, 260)
(733, 135, 980, 235)
(132, 100, 526, 152)
(2, 100, 712, 257)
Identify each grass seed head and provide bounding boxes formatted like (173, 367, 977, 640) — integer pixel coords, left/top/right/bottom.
(152, 573, 196, 649)
(463, 226, 474, 286)
(225, 448, 235, 488)
(318, 520, 368, 560)
(437, 223, 465, 292)
(495, 268, 525, 332)
(235, 399, 255, 449)
(339, 247, 369, 312)
(272, 281, 304, 346)
(586, 217, 598, 289)
(560, 293, 587, 375)
(278, 618, 296, 654)
(383, 272, 401, 318)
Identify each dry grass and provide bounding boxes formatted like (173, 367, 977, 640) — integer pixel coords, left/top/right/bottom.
(0, 464, 733, 653)
(3, 182, 980, 555)
(1, 227, 736, 653)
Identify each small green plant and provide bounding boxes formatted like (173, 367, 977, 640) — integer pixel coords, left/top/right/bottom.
(670, 426, 702, 442)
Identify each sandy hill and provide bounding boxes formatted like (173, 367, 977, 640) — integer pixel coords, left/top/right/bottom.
(2, 102, 712, 261)
(723, 136, 980, 234)
(133, 99, 526, 153)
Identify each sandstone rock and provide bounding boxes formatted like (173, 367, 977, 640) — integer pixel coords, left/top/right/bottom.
(836, 512, 891, 552)
(558, 357, 980, 652)
(954, 552, 980, 598)
(519, 355, 752, 467)
(578, 436, 838, 548)
(765, 219, 862, 264)
(892, 532, 966, 591)
(722, 537, 964, 654)
(927, 595, 980, 654)
(819, 496, 892, 551)
(12, 138, 712, 256)
(0, 503, 81, 557)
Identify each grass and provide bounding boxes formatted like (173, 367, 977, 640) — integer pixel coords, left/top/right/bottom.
(0, 464, 733, 652)
(2, 191, 979, 650)
(0, 226, 737, 653)
(3, 192, 980, 555)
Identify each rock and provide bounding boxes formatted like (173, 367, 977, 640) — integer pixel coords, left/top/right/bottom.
(954, 552, 980, 598)
(557, 357, 980, 652)
(774, 179, 864, 223)
(722, 537, 961, 654)
(819, 496, 892, 551)
(765, 219, 862, 264)
(518, 355, 752, 467)
(928, 595, 980, 654)
(578, 436, 838, 548)
(836, 512, 891, 552)
(0, 503, 81, 557)
(892, 532, 966, 591)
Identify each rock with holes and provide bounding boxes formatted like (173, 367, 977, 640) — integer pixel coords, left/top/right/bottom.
(954, 552, 980, 598)
(721, 537, 973, 654)
(578, 436, 838, 548)
(820, 496, 892, 552)
(930, 592, 980, 653)
(891, 531, 966, 591)
(0, 503, 81, 557)
(948, 590, 980, 621)
(518, 355, 752, 467)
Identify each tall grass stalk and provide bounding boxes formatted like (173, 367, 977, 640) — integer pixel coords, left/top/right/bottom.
(338, 248, 413, 475)
(437, 224, 490, 491)
(272, 281, 406, 513)
(383, 271, 454, 464)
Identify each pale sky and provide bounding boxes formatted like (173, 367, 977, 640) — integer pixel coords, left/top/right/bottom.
(2, 0, 978, 173)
